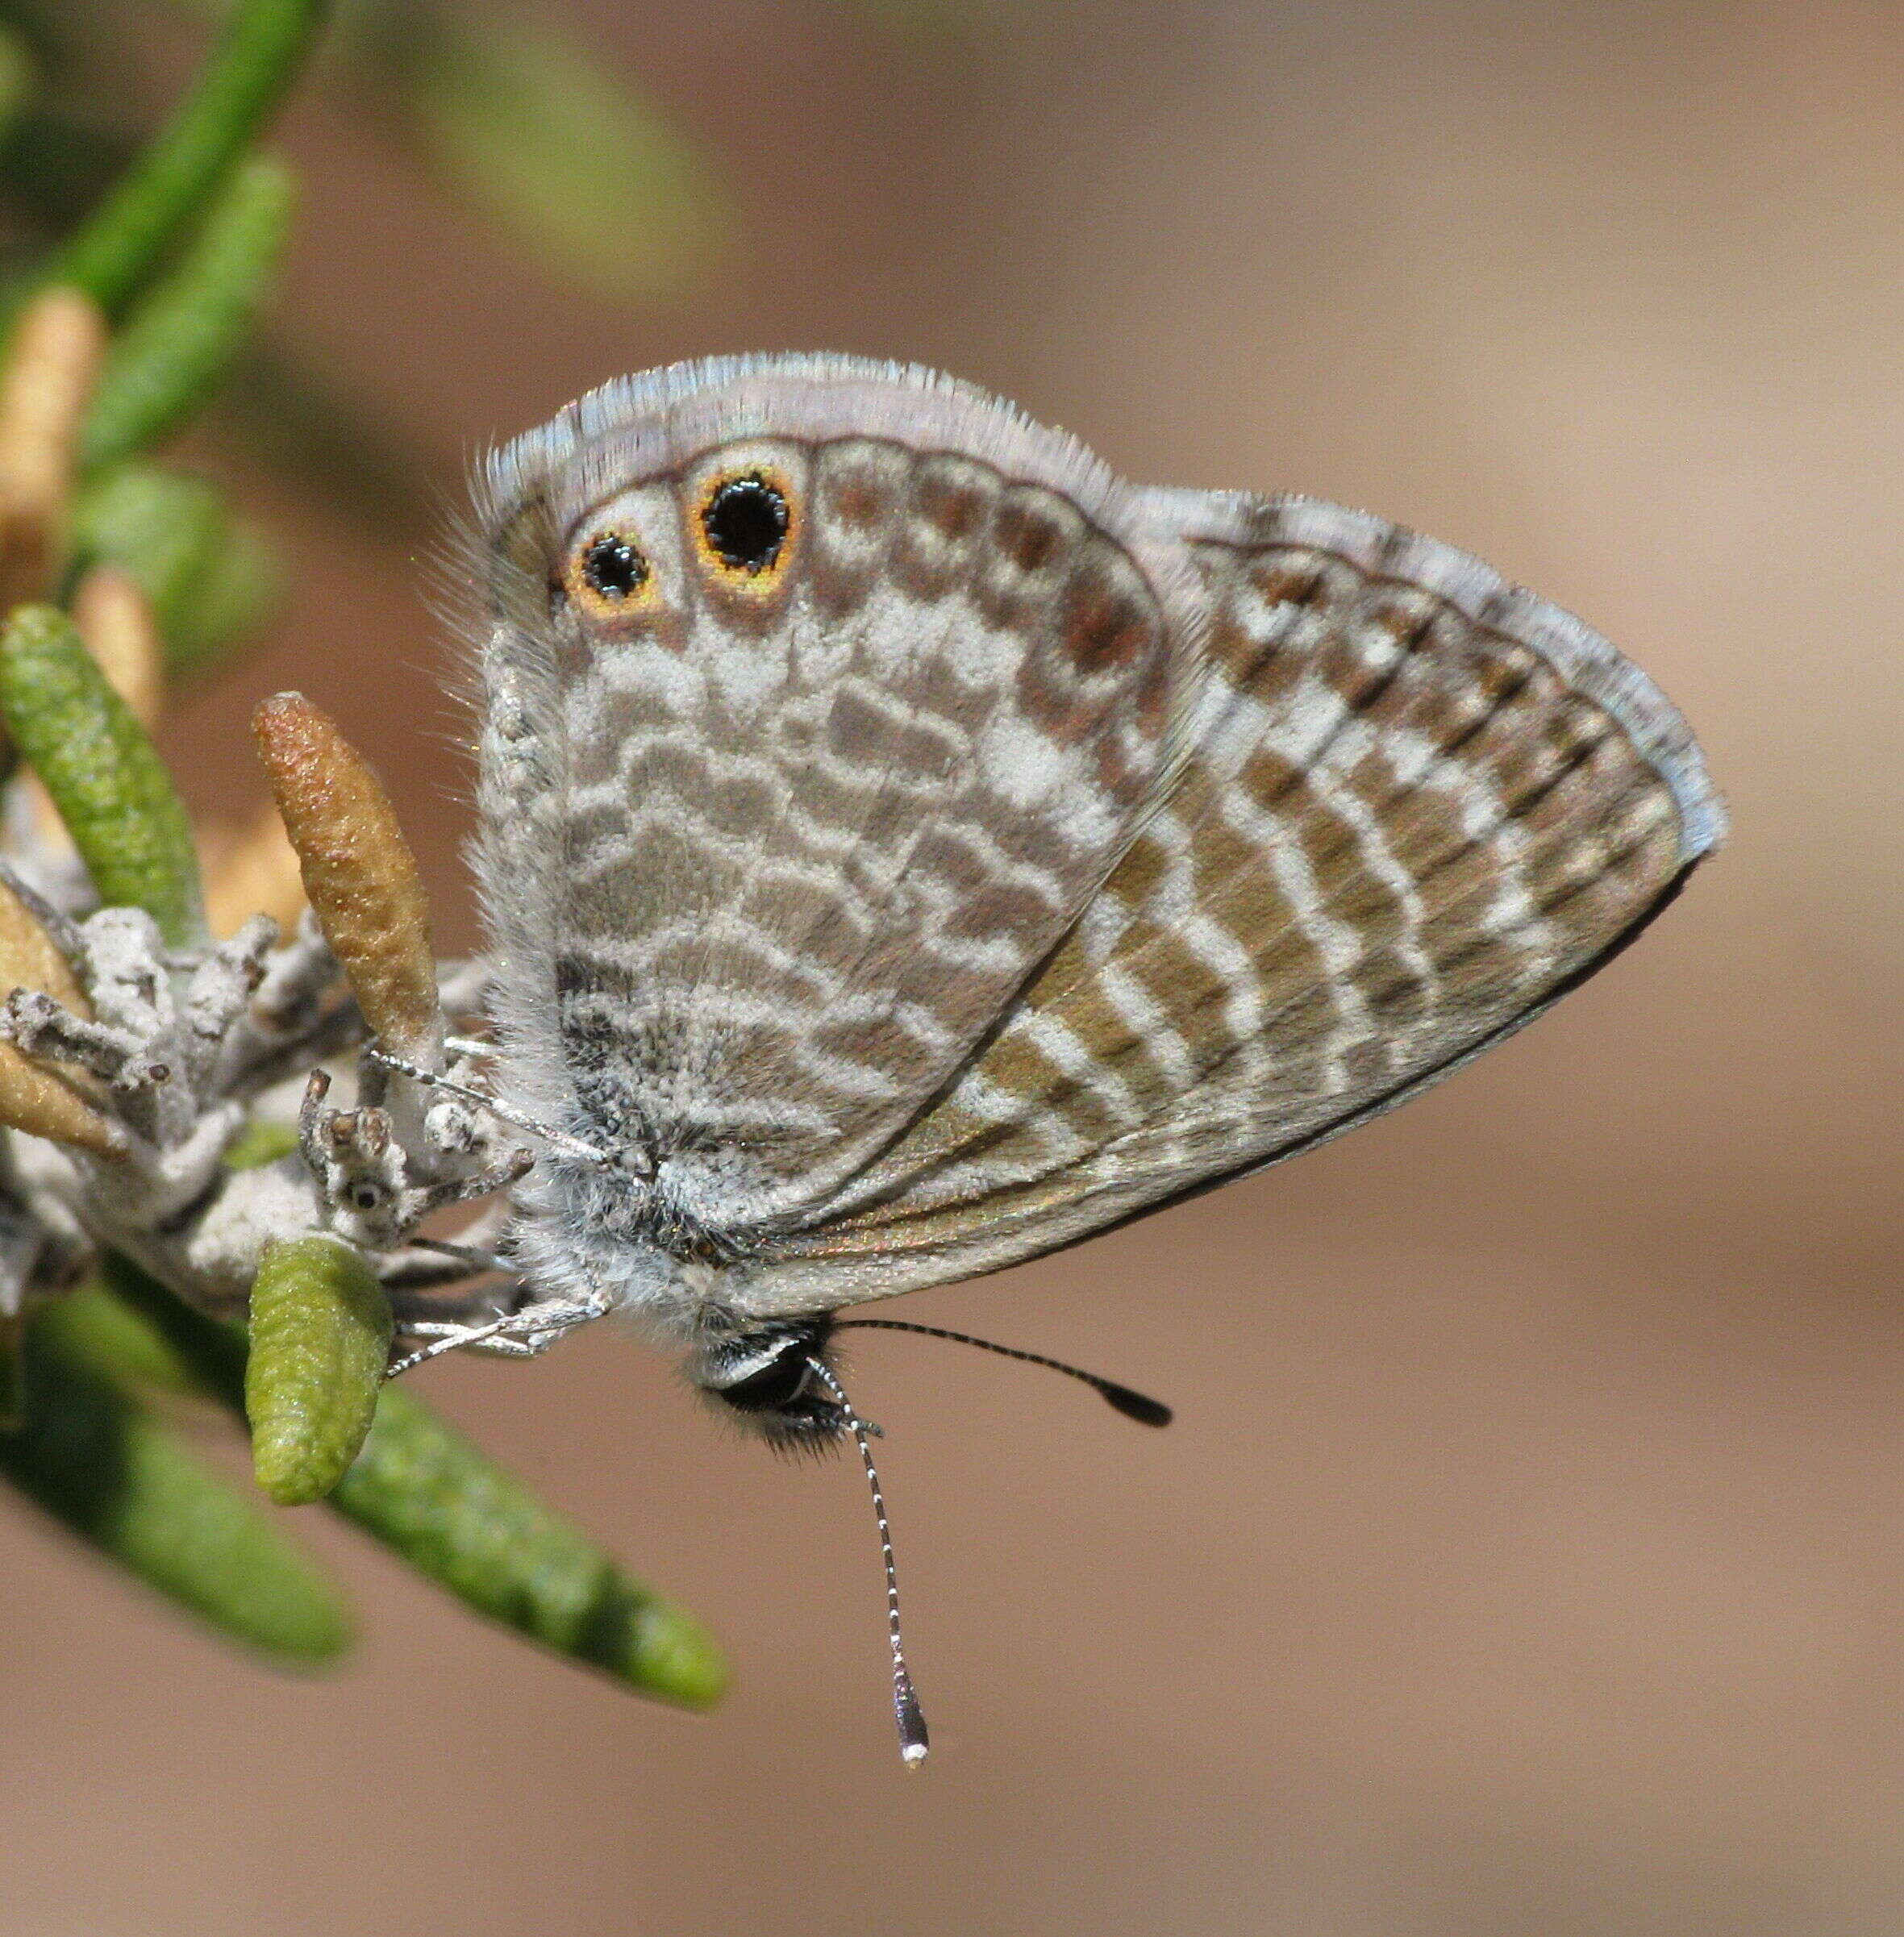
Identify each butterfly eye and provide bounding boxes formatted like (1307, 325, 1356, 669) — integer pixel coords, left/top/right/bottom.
(711, 1348, 814, 1414)
(700, 473, 792, 576)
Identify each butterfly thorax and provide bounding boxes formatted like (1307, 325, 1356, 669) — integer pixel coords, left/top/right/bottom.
(500, 1151, 849, 1443)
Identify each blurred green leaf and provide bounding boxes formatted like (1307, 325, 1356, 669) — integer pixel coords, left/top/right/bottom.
(48, 0, 327, 318)
(81, 151, 294, 473)
(72, 462, 282, 675)
(1, 1313, 355, 1664)
(0, 603, 206, 945)
(223, 1117, 299, 1168)
(0, 23, 34, 156)
(39, 1278, 206, 1398)
(391, 4, 732, 302)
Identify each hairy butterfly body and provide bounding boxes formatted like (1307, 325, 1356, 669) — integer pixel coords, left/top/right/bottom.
(459, 354, 1721, 1755)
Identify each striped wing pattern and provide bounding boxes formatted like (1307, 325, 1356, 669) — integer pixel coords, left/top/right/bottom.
(752, 494, 1719, 1310)
(474, 377, 1193, 1233)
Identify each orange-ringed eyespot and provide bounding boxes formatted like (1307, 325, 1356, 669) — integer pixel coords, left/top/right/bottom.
(702, 475, 790, 574)
(581, 533, 647, 600)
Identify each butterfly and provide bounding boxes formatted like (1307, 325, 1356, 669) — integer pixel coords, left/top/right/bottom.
(452, 353, 1723, 1759)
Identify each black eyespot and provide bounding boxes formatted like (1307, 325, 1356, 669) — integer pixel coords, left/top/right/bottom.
(702, 474, 790, 574)
(581, 532, 647, 600)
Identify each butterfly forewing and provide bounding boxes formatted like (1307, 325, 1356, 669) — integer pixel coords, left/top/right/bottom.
(473, 364, 1199, 1233)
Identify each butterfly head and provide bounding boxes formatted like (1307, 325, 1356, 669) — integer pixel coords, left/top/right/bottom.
(691, 1315, 848, 1448)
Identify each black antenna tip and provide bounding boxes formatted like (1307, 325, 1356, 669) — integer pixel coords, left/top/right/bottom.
(1098, 1381, 1173, 1427)
(896, 1676, 931, 1768)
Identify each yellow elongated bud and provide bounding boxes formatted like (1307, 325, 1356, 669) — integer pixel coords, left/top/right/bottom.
(202, 801, 306, 940)
(0, 871, 120, 1157)
(0, 872, 88, 1018)
(252, 692, 440, 1060)
(71, 564, 164, 729)
(0, 1049, 123, 1157)
(0, 288, 107, 610)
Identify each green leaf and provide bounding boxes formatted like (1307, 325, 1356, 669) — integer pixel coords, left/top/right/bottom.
(223, 1117, 299, 1169)
(104, 1257, 729, 1707)
(47, 0, 330, 319)
(331, 1381, 729, 1706)
(71, 462, 282, 676)
(81, 152, 294, 473)
(36, 1279, 206, 1398)
(0, 604, 206, 945)
(0, 1314, 354, 1664)
(0, 26, 35, 159)
(398, 7, 731, 302)
(246, 1235, 392, 1506)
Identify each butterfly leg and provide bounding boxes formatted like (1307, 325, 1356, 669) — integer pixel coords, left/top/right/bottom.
(384, 1285, 613, 1377)
(388, 1278, 561, 1360)
(394, 1326, 544, 1360)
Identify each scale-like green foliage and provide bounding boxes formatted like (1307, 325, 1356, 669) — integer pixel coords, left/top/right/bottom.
(0, 604, 206, 946)
(2, 1316, 355, 1664)
(247, 1237, 393, 1506)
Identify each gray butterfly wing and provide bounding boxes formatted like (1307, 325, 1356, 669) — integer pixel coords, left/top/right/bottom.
(743, 489, 1723, 1314)
(471, 357, 1202, 1232)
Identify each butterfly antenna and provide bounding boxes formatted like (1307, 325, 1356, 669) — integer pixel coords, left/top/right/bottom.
(835, 1319, 1173, 1427)
(807, 1357, 930, 1770)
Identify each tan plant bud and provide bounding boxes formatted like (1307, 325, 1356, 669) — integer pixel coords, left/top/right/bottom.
(202, 802, 307, 940)
(0, 873, 89, 1019)
(0, 871, 119, 1156)
(71, 565, 165, 730)
(0, 289, 108, 611)
(0, 1053, 124, 1158)
(252, 692, 441, 1061)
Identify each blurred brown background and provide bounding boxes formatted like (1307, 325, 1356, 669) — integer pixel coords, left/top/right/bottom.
(3, 2, 1901, 1931)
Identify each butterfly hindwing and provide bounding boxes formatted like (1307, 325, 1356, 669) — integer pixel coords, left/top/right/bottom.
(748, 490, 1722, 1311)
